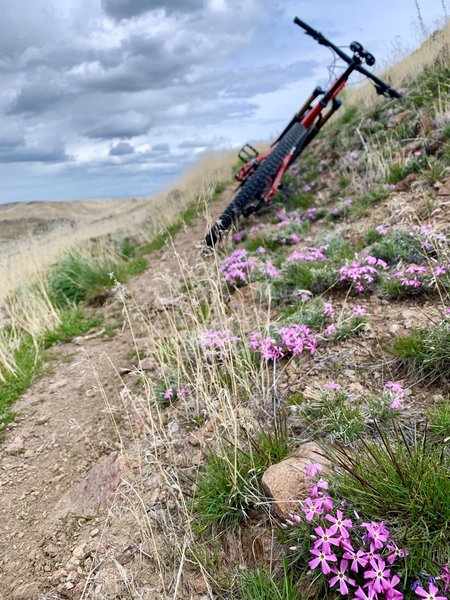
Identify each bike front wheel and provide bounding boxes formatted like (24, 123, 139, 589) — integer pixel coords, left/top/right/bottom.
(204, 122, 307, 248)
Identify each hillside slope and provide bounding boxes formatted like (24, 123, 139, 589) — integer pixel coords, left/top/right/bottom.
(0, 29, 449, 600)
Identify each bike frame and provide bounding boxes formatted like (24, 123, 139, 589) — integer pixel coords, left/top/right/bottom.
(234, 16, 401, 206)
(204, 17, 401, 248)
(235, 57, 362, 201)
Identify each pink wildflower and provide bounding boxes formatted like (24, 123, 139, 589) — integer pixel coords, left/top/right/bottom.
(308, 548, 337, 575)
(305, 462, 323, 478)
(177, 388, 188, 399)
(328, 559, 356, 595)
(414, 582, 447, 599)
(433, 265, 447, 277)
(386, 543, 408, 564)
(325, 381, 341, 390)
(313, 525, 341, 555)
(324, 324, 337, 336)
(302, 497, 324, 521)
(353, 587, 377, 599)
(164, 388, 174, 400)
(364, 558, 391, 594)
(323, 302, 334, 317)
(326, 509, 352, 538)
(343, 548, 368, 573)
(265, 260, 279, 278)
(353, 304, 367, 316)
(376, 225, 388, 235)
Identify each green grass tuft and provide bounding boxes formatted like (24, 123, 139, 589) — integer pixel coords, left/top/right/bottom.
(387, 321, 450, 382)
(330, 426, 450, 574)
(235, 566, 302, 600)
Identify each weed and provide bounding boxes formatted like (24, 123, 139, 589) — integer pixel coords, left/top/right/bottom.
(193, 447, 260, 529)
(351, 187, 388, 218)
(279, 300, 326, 331)
(0, 334, 37, 434)
(47, 248, 117, 307)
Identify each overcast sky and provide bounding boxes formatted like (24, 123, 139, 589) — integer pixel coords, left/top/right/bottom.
(0, 0, 447, 204)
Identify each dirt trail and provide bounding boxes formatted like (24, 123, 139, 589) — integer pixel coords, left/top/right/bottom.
(0, 191, 233, 600)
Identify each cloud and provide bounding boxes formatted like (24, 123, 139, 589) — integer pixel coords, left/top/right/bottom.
(0, 144, 70, 163)
(109, 141, 135, 155)
(101, 0, 205, 20)
(84, 111, 152, 139)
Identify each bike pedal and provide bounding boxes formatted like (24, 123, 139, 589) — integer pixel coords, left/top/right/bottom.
(238, 143, 259, 163)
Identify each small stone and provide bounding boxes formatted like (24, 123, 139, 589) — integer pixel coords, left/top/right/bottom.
(72, 545, 86, 559)
(90, 528, 99, 537)
(5, 436, 25, 455)
(12, 582, 40, 599)
(52, 568, 68, 583)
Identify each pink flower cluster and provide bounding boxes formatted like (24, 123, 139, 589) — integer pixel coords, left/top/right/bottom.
(384, 381, 405, 410)
(288, 472, 410, 599)
(163, 386, 187, 402)
(339, 256, 388, 292)
(320, 302, 367, 338)
(275, 207, 318, 226)
(200, 329, 241, 358)
(412, 223, 448, 252)
(394, 265, 427, 289)
(220, 249, 257, 287)
(289, 246, 327, 262)
(248, 324, 317, 361)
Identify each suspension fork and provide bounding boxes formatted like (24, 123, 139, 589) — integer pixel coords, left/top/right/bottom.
(289, 97, 342, 165)
(272, 86, 325, 146)
(266, 97, 342, 200)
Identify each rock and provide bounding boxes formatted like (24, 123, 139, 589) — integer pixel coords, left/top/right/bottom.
(136, 357, 156, 371)
(5, 435, 25, 455)
(414, 114, 434, 135)
(186, 573, 209, 595)
(58, 452, 125, 514)
(435, 177, 450, 196)
(12, 582, 40, 599)
(72, 545, 86, 559)
(261, 442, 329, 518)
(386, 109, 411, 128)
(395, 172, 418, 191)
(52, 568, 68, 583)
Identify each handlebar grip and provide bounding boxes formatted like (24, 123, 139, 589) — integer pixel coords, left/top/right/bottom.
(293, 16, 322, 40)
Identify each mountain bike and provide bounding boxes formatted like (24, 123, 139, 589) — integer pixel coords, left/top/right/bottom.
(204, 16, 401, 247)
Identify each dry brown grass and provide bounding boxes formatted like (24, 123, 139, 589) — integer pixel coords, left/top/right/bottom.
(345, 18, 450, 108)
(0, 150, 236, 306)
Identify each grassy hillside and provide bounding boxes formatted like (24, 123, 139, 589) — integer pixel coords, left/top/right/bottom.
(0, 22, 449, 600)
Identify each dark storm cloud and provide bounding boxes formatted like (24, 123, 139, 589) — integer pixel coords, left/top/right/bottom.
(109, 141, 135, 155)
(102, 0, 205, 20)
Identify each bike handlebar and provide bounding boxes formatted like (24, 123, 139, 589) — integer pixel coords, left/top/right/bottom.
(293, 17, 401, 99)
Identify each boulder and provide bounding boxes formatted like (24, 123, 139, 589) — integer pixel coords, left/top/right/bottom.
(261, 442, 329, 518)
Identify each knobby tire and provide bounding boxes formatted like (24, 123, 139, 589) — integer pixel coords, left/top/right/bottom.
(204, 122, 307, 247)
